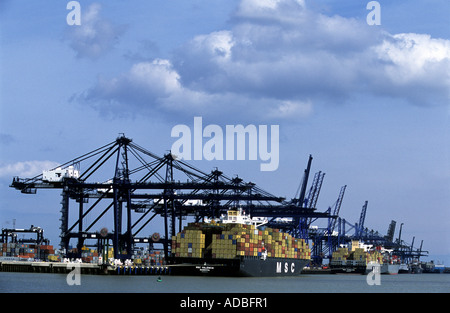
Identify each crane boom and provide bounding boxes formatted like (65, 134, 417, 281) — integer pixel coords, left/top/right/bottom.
(357, 201, 368, 238)
(330, 185, 346, 232)
(305, 171, 325, 209)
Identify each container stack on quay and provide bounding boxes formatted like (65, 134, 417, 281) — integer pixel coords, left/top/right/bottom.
(132, 249, 165, 266)
(81, 246, 99, 264)
(66, 246, 166, 266)
(171, 222, 311, 260)
(67, 247, 99, 263)
(1, 242, 60, 261)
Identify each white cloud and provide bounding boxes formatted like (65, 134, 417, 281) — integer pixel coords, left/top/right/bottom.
(127, 60, 182, 97)
(176, 2, 449, 104)
(0, 161, 59, 178)
(81, 58, 213, 116)
(269, 100, 312, 119)
(379, 33, 450, 72)
(66, 3, 126, 60)
(373, 33, 450, 103)
(190, 31, 234, 62)
(78, 0, 450, 121)
(234, 0, 306, 23)
(80, 57, 315, 121)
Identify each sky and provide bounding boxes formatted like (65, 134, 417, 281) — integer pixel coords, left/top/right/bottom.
(0, 0, 449, 263)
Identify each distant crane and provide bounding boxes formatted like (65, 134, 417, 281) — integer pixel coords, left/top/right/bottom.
(293, 155, 313, 208)
(385, 220, 396, 243)
(356, 201, 368, 239)
(304, 171, 325, 209)
(325, 185, 346, 258)
(328, 185, 347, 234)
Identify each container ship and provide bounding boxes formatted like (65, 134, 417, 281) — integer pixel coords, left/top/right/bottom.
(422, 260, 446, 273)
(168, 209, 311, 277)
(330, 241, 399, 274)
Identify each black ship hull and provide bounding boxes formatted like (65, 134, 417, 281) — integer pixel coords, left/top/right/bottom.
(169, 257, 310, 277)
(330, 266, 366, 274)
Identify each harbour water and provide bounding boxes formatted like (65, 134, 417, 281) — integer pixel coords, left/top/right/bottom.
(1, 272, 449, 293)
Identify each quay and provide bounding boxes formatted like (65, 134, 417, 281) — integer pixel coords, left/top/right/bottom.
(0, 261, 171, 276)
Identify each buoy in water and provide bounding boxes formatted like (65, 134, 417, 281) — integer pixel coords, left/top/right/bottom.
(157, 276, 162, 282)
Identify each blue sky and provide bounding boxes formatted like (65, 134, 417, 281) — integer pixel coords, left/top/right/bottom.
(1, 0, 449, 263)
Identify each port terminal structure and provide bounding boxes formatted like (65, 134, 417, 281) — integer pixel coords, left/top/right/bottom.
(9, 135, 426, 264)
(0, 225, 49, 246)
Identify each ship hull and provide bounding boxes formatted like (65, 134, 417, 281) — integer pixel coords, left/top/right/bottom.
(330, 265, 366, 274)
(330, 260, 366, 274)
(331, 261, 394, 275)
(169, 257, 309, 277)
(398, 263, 409, 274)
(239, 257, 309, 277)
(381, 264, 400, 275)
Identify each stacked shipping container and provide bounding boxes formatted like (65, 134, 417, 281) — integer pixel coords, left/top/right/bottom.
(171, 222, 311, 261)
(133, 249, 165, 266)
(147, 251, 165, 266)
(331, 246, 384, 266)
(80, 246, 99, 263)
(1, 242, 166, 266)
(69, 246, 166, 265)
(331, 247, 349, 264)
(0, 242, 60, 261)
(172, 229, 206, 258)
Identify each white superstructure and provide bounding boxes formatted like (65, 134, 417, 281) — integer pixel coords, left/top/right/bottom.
(205, 208, 268, 228)
(42, 166, 79, 182)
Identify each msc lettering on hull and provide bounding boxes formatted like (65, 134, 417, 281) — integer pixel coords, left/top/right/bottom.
(276, 262, 295, 273)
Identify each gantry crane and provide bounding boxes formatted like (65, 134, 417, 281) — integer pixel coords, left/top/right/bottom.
(10, 135, 332, 260)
